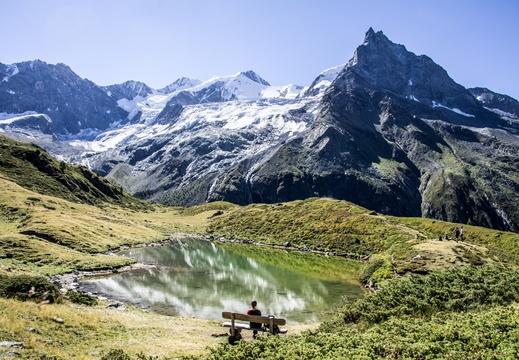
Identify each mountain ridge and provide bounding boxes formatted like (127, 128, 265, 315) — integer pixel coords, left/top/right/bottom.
(1, 28, 518, 231)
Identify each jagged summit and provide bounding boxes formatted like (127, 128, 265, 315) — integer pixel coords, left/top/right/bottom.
(330, 27, 491, 124)
(363, 27, 388, 43)
(103, 80, 153, 100)
(1, 29, 518, 232)
(240, 70, 270, 86)
(159, 77, 201, 94)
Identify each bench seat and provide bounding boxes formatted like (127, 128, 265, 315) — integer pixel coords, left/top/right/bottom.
(223, 321, 287, 334)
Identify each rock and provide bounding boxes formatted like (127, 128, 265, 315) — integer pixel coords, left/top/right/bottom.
(106, 302, 125, 310)
(25, 327, 39, 334)
(1, 351, 21, 358)
(283, 242, 291, 248)
(51, 316, 64, 324)
(0, 341, 24, 349)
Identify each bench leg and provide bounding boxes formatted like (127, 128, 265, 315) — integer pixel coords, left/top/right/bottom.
(228, 328, 242, 345)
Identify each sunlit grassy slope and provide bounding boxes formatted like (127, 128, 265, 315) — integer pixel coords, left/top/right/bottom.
(0, 134, 224, 276)
(0, 176, 220, 276)
(0, 297, 223, 359)
(0, 135, 141, 207)
(208, 198, 519, 284)
(2, 134, 519, 359)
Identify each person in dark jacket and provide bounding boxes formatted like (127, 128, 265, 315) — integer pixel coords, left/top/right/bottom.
(247, 300, 262, 339)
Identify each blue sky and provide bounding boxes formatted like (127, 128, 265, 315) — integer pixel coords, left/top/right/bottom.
(1, 0, 518, 98)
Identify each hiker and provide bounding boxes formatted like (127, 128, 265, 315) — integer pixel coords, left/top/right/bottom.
(453, 227, 460, 241)
(460, 226, 464, 240)
(247, 300, 262, 339)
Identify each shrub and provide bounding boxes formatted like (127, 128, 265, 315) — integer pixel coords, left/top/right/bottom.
(342, 265, 519, 324)
(101, 349, 159, 360)
(101, 349, 131, 360)
(66, 290, 97, 306)
(0, 274, 61, 303)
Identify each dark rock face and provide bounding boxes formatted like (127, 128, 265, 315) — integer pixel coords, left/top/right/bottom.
(0, 113, 53, 134)
(3, 30, 518, 232)
(241, 70, 270, 86)
(201, 29, 519, 231)
(0, 60, 128, 134)
(103, 80, 153, 100)
(468, 87, 519, 117)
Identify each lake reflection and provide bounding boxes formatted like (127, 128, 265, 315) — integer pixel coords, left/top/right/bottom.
(80, 239, 362, 323)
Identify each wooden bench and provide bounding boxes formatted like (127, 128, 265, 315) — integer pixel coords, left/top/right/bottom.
(222, 311, 287, 344)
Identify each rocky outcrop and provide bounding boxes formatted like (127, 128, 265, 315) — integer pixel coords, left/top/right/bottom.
(0, 60, 128, 134)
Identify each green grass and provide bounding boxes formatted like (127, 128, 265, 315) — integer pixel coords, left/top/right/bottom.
(0, 135, 143, 207)
(0, 176, 218, 276)
(0, 297, 223, 359)
(201, 266, 519, 360)
(208, 198, 419, 258)
(208, 197, 519, 284)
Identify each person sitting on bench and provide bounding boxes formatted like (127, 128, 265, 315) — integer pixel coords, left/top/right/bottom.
(247, 300, 262, 338)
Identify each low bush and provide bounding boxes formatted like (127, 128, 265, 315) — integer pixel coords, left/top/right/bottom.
(0, 274, 61, 303)
(66, 290, 97, 306)
(341, 265, 519, 324)
(101, 349, 160, 360)
(202, 305, 519, 359)
(193, 266, 519, 360)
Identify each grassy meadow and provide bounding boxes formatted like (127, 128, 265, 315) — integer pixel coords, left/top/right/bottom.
(1, 134, 519, 359)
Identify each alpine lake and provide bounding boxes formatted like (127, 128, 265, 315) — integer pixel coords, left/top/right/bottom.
(80, 238, 364, 323)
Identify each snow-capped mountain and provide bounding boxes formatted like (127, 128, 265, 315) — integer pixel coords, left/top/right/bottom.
(468, 87, 519, 119)
(261, 84, 305, 99)
(158, 77, 201, 94)
(1, 28, 519, 232)
(303, 64, 345, 96)
(161, 70, 271, 106)
(103, 80, 154, 101)
(104, 71, 310, 125)
(0, 60, 128, 134)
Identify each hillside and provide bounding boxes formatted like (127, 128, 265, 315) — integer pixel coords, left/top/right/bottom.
(208, 198, 519, 284)
(0, 135, 518, 358)
(0, 135, 219, 276)
(0, 135, 141, 207)
(204, 266, 519, 360)
(2, 31, 518, 232)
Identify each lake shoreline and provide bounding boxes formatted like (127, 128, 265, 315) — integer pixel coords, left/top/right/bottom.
(52, 230, 366, 292)
(58, 234, 362, 325)
(202, 233, 369, 261)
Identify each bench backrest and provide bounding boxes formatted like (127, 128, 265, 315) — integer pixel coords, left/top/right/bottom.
(222, 311, 286, 325)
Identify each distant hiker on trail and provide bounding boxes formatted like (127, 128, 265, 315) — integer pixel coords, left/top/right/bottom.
(247, 300, 262, 339)
(453, 227, 460, 241)
(460, 226, 464, 240)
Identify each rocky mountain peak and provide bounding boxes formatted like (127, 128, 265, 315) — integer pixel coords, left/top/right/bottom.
(160, 77, 201, 94)
(363, 27, 388, 44)
(240, 70, 270, 86)
(468, 87, 519, 116)
(334, 28, 482, 119)
(103, 80, 153, 100)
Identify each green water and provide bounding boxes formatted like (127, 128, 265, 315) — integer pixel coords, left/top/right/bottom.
(81, 239, 363, 323)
